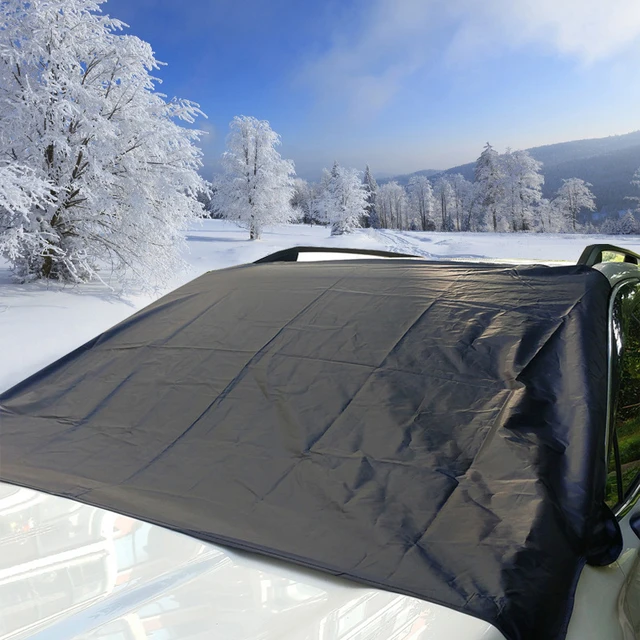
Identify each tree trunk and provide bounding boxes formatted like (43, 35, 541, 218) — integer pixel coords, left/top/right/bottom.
(42, 253, 54, 278)
(249, 214, 260, 240)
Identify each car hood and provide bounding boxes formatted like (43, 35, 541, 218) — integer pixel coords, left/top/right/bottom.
(0, 482, 504, 640)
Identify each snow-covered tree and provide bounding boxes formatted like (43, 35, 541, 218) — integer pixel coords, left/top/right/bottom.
(216, 116, 295, 239)
(501, 149, 545, 232)
(619, 211, 640, 234)
(461, 181, 484, 232)
(407, 176, 434, 231)
(196, 182, 222, 219)
(538, 199, 565, 233)
(553, 178, 596, 232)
(291, 178, 324, 225)
(474, 143, 505, 232)
(377, 181, 408, 230)
(626, 167, 640, 214)
(363, 165, 379, 228)
(600, 217, 618, 234)
(316, 164, 336, 226)
(376, 182, 389, 229)
(433, 176, 455, 231)
(0, 165, 51, 214)
(0, 165, 53, 265)
(601, 211, 639, 235)
(291, 178, 311, 223)
(0, 0, 206, 283)
(447, 174, 474, 231)
(317, 163, 367, 235)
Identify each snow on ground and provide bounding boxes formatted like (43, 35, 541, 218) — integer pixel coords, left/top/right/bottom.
(2, 219, 640, 393)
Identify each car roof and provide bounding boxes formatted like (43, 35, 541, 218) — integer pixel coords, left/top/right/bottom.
(257, 243, 640, 287)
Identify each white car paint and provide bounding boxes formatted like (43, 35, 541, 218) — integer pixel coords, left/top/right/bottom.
(564, 501, 640, 640)
(0, 482, 505, 640)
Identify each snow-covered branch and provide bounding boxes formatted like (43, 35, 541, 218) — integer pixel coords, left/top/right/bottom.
(0, 0, 207, 285)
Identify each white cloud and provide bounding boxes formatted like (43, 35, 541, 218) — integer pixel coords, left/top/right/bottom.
(300, 0, 432, 118)
(302, 0, 640, 116)
(450, 0, 640, 62)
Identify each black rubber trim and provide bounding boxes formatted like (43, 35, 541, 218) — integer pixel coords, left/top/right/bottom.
(577, 244, 640, 267)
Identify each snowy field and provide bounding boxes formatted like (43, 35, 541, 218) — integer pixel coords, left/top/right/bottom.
(2, 219, 640, 393)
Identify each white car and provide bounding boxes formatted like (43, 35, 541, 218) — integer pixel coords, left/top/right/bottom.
(1, 244, 639, 640)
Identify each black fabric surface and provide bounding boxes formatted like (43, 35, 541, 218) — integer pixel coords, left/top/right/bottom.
(0, 259, 615, 640)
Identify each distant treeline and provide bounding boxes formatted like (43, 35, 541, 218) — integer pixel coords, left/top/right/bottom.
(391, 131, 640, 217)
(202, 122, 640, 237)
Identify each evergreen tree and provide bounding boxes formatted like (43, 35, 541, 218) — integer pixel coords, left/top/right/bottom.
(318, 164, 368, 235)
(619, 211, 639, 234)
(363, 165, 379, 228)
(626, 167, 640, 214)
(603, 211, 640, 235)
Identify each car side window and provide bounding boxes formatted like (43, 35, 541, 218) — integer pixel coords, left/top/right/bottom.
(602, 250, 638, 264)
(606, 281, 640, 510)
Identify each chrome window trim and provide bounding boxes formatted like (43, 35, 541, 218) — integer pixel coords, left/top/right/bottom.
(615, 474, 640, 519)
(606, 277, 640, 519)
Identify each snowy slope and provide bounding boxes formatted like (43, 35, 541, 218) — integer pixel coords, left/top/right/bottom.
(1, 220, 639, 393)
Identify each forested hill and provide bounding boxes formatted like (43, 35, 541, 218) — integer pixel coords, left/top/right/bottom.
(391, 131, 640, 214)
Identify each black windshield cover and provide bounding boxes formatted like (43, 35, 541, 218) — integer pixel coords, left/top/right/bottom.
(0, 260, 614, 640)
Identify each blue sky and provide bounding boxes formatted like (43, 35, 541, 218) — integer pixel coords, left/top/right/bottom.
(104, 0, 640, 180)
